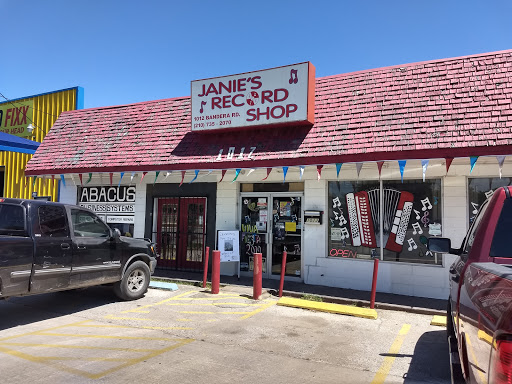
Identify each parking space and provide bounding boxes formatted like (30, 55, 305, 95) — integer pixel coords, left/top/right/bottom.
(0, 285, 450, 383)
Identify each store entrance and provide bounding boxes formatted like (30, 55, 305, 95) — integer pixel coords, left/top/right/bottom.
(240, 193, 303, 280)
(156, 197, 206, 271)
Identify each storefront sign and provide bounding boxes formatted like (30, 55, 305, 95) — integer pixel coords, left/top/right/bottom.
(191, 62, 315, 131)
(0, 100, 34, 137)
(79, 186, 136, 216)
(217, 230, 240, 262)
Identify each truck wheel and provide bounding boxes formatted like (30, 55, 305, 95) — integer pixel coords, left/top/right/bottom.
(114, 261, 150, 301)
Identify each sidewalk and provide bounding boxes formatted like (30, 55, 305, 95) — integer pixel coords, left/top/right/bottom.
(152, 269, 446, 316)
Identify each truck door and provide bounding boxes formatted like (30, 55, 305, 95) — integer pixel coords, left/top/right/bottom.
(69, 208, 120, 287)
(31, 204, 72, 293)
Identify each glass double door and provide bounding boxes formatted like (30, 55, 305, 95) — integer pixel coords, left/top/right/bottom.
(240, 193, 303, 280)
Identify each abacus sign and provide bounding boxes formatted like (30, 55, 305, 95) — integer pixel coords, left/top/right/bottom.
(191, 62, 315, 131)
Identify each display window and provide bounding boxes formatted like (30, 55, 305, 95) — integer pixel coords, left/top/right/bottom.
(328, 179, 442, 265)
(467, 178, 512, 225)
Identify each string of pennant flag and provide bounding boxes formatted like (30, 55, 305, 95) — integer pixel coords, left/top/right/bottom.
(29, 155, 509, 188)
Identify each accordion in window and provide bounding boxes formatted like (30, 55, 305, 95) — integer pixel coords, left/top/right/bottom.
(346, 189, 414, 252)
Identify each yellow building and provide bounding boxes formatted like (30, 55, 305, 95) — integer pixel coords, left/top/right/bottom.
(0, 87, 84, 201)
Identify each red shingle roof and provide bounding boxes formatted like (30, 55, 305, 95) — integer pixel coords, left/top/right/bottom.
(25, 50, 512, 175)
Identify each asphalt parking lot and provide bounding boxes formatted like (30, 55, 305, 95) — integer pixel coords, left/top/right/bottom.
(0, 284, 451, 384)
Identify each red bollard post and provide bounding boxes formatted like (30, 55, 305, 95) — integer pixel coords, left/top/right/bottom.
(370, 257, 379, 309)
(211, 250, 220, 294)
(278, 251, 287, 297)
(253, 252, 262, 300)
(202, 246, 210, 288)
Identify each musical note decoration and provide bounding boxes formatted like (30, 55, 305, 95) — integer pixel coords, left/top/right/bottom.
(199, 100, 207, 113)
(289, 69, 298, 84)
(407, 238, 418, 251)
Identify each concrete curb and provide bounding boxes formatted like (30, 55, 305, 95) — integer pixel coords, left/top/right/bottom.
(278, 296, 378, 319)
(152, 276, 445, 316)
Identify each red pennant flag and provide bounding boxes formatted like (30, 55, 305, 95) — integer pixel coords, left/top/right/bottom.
(445, 158, 454, 174)
(317, 165, 323, 181)
(78, 174, 83, 186)
(51, 175, 55, 184)
(262, 168, 272, 181)
(179, 170, 186, 187)
(219, 169, 227, 182)
(109, 173, 113, 186)
(139, 171, 148, 184)
(377, 161, 384, 177)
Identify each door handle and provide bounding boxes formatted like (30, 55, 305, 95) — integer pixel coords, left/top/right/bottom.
(61, 243, 71, 250)
(77, 245, 86, 250)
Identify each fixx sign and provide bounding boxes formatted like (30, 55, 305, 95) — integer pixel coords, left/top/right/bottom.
(191, 62, 315, 131)
(0, 100, 34, 137)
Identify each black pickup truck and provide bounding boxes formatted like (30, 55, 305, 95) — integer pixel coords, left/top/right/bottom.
(0, 198, 157, 301)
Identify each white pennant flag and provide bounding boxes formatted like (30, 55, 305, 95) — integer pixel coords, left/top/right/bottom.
(246, 169, 255, 178)
(356, 162, 363, 178)
(497, 156, 506, 179)
(164, 171, 172, 180)
(299, 166, 305, 180)
(99, 173, 104, 186)
(70, 174, 77, 186)
(130, 172, 136, 184)
(421, 160, 429, 182)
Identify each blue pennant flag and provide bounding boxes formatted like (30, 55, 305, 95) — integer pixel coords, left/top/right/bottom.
(118, 172, 125, 187)
(470, 156, 478, 173)
(60, 174, 66, 187)
(336, 163, 342, 179)
(398, 160, 407, 183)
(283, 166, 288, 183)
(189, 170, 199, 183)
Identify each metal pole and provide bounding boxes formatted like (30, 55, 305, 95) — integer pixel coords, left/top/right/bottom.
(278, 251, 287, 297)
(202, 246, 210, 288)
(370, 257, 379, 309)
(211, 250, 220, 294)
(253, 252, 262, 300)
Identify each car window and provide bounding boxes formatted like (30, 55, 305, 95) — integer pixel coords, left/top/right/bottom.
(464, 199, 490, 255)
(0, 204, 26, 236)
(490, 198, 512, 258)
(71, 209, 111, 238)
(38, 205, 69, 237)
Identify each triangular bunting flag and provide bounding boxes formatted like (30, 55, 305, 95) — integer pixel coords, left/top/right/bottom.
(109, 173, 113, 186)
(118, 172, 125, 187)
(299, 166, 305, 180)
(317, 165, 323, 181)
(164, 171, 172, 180)
(445, 158, 454, 174)
(32, 176, 37, 187)
(179, 171, 186, 187)
(262, 168, 272, 181)
(497, 156, 506, 179)
(356, 163, 363, 178)
(232, 169, 241, 183)
(398, 160, 407, 183)
(79, 174, 83, 186)
(154, 171, 160, 185)
(86, 173, 92, 184)
(130, 172, 136, 184)
(282, 166, 288, 183)
(189, 170, 199, 184)
(470, 156, 478, 174)
(219, 170, 227, 183)
(421, 160, 429, 182)
(377, 161, 384, 177)
(60, 175, 66, 187)
(140, 171, 148, 184)
(336, 163, 342, 179)
(51, 175, 55, 184)
(70, 174, 77, 186)
(246, 169, 255, 178)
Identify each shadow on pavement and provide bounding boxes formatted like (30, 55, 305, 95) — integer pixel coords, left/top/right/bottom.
(0, 286, 119, 332)
(402, 329, 451, 383)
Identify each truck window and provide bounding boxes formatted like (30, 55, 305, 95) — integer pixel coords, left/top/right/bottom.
(71, 209, 111, 238)
(464, 199, 490, 255)
(38, 205, 69, 237)
(0, 204, 26, 236)
(490, 198, 512, 258)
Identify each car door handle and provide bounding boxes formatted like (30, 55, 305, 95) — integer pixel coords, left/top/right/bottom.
(61, 243, 71, 250)
(77, 245, 86, 250)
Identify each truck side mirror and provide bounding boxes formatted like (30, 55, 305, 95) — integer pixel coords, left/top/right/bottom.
(113, 228, 121, 238)
(427, 237, 451, 253)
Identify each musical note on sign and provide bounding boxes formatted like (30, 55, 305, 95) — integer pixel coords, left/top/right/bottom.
(421, 197, 432, 211)
(414, 209, 421, 220)
(471, 202, 479, 215)
(407, 238, 418, 251)
(412, 222, 423, 235)
(332, 197, 342, 209)
(340, 227, 350, 240)
(289, 69, 298, 84)
(333, 210, 347, 226)
(426, 250, 434, 257)
(199, 100, 207, 113)
(485, 190, 494, 199)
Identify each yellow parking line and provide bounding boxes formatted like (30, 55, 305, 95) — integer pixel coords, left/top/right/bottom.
(166, 302, 261, 306)
(0, 320, 92, 342)
(139, 326, 193, 330)
(241, 301, 276, 319)
(104, 315, 151, 321)
(34, 332, 182, 341)
(0, 342, 158, 353)
(466, 334, 487, 384)
(122, 290, 196, 313)
(371, 324, 411, 384)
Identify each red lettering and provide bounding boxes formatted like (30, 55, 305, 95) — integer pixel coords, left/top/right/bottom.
(21, 106, 28, 124)
(211, 97, 221, 110)
(341, 249, 349, 258)
(206, 83, 218, 97)
(222, 95, 232, 108)
(232, 94, 244, 107)
(261, 90, 273, 104)
(286, 104, 298, 117)
(251, 76, 262, 89)
(237, 78, 247, 92)
(271, 105, 285, 119)
(246, 109, 256, 122)
(5, 108, 13, 127)
(219, 81, 232, 94)
(274, 88, 289, 102)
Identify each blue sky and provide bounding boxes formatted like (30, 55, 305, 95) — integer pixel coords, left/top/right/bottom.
(1, 0, 511, 109)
